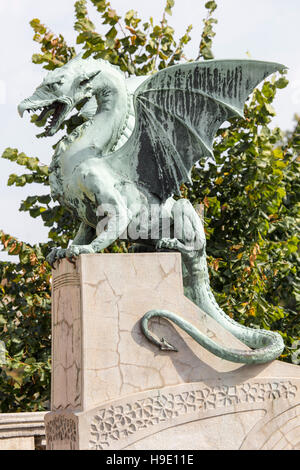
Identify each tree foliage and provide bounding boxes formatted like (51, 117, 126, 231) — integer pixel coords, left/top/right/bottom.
(0, 0, 299, 412)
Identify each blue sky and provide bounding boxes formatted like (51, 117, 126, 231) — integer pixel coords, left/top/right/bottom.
(0, 0, 299, 260)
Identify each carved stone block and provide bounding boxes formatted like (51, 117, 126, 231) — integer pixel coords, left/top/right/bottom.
(45, 253, 300, 450)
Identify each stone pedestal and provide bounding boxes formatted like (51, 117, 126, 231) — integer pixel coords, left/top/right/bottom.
(45, 253, 300, 450)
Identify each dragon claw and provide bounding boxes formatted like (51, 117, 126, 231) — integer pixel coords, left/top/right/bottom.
(46, 247, 67, 269)
(65, 244, 94, 258)
(66, 256, 77, 266)
(156, 238, 178, 251)
(47, 245, 95, 269)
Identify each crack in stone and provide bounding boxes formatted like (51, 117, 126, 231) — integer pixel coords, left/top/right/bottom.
(103, 271, 121, 298)
(54, 319, 75, 329)
(115, 299, 125, 396)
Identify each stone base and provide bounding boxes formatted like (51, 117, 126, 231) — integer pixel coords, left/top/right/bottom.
(45, 253, 300, 450)
(0, 412, 46, 450)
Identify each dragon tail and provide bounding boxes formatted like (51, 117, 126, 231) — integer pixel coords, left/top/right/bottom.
(141, 251, 284, 364)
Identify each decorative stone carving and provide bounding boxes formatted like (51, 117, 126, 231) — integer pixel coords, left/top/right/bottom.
(52, 272, 80, 291)
(240, 404, 300, 450)
(88, 381, 298, 450)
(45, 413, 77, 450)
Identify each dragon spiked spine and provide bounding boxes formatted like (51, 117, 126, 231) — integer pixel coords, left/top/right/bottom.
(19, 54, 286, 364)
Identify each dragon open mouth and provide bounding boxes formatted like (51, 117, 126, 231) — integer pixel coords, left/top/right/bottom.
(34, 101, 68, 136)
(20, 100, 69, 136)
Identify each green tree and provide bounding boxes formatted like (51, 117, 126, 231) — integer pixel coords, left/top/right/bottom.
(0, 0, 299, 412)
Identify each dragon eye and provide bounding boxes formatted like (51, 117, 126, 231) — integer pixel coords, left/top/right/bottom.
(47, 82, 62, 92)
(79, 71, 100, 87)
(80, 78, 89, 87)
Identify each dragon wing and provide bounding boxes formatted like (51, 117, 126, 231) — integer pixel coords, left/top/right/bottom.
(113, 59, 285, 201)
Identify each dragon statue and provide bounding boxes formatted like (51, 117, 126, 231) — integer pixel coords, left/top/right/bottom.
(18, 53, 285, 364)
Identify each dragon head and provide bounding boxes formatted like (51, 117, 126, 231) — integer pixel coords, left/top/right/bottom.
(18, 53, 125, 137)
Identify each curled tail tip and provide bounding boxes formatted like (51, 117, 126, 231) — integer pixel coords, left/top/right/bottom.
(160, 337, 178, 352)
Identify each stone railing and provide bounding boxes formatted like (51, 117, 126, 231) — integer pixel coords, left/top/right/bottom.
(0, 412, 46, 450)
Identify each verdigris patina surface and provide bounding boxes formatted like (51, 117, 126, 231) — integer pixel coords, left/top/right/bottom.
(18, 54, 286, 364)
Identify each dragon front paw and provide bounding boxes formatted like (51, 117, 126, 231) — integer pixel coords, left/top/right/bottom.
(46, 248, 67, 268)
(156, 238, 178, 251)
(65, 244, 95, 258)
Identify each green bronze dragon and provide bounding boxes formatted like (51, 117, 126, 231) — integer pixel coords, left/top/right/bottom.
(18, 53, 285, 364)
